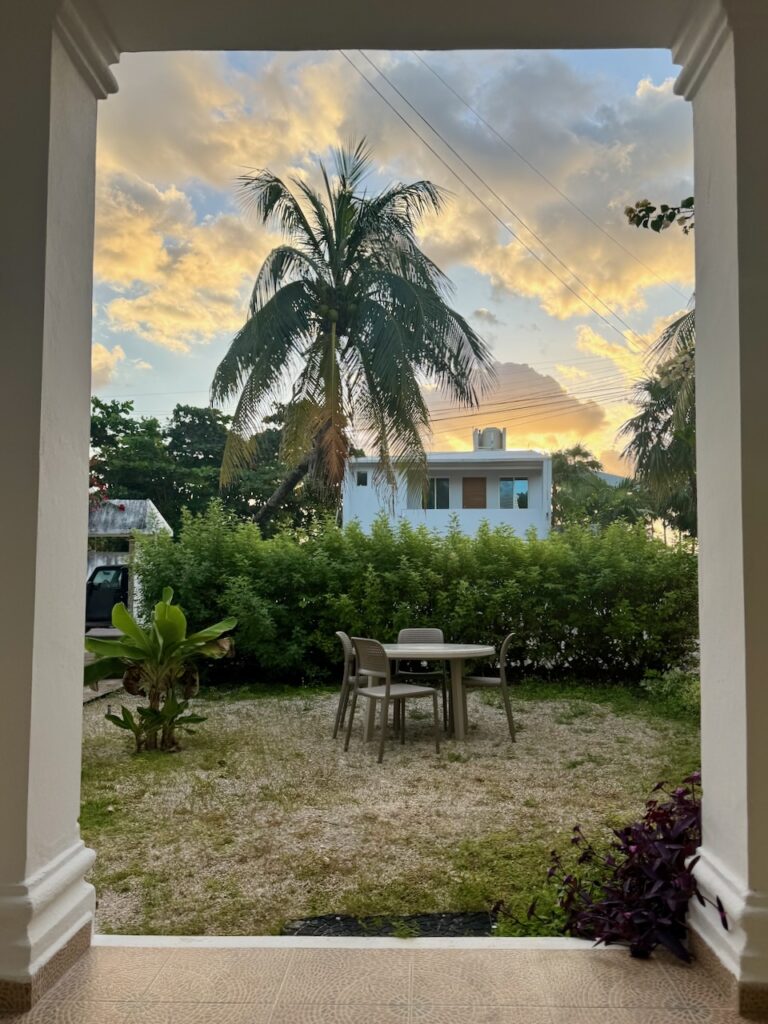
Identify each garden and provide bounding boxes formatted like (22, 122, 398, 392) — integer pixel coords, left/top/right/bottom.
(81, 507, 703, 946)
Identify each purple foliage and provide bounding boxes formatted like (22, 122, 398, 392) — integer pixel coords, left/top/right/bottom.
(539, 771, 727, 961)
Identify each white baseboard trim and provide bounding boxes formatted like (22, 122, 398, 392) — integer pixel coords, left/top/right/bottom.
(692, 845, 768, 986)
(0, 840, 95, 981)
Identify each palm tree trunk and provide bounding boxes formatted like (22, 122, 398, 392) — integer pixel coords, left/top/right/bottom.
(252, 451, 313, 528)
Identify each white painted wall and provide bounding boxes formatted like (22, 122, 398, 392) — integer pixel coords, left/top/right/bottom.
(343, 453, 552, 537)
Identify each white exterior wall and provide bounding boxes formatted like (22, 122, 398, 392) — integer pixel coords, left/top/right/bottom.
(343, 452, 552, 537)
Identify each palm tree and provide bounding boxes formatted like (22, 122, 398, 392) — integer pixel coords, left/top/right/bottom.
(212, 140, 493, 526)
(619, 310, 696, 535)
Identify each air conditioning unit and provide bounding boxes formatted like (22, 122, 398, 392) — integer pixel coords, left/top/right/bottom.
(472, 427, 507, 451)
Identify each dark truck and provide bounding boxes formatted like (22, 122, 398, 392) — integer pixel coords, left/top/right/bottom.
(85, 564, 129, 628)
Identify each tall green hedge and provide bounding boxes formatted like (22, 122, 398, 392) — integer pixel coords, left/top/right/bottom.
(133, 502, 699, 685)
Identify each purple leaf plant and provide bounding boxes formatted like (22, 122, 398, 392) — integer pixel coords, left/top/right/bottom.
(531, 771, 727, 962)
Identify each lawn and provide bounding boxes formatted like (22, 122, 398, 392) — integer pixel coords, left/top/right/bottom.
(80, 683, 700, 936)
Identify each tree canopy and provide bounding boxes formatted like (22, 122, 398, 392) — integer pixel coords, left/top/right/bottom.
(90, 399, 334, 535)
(212, 139, 493, 526)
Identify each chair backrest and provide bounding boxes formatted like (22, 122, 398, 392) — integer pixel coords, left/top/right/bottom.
(336, 630, 354, 663)
(397, 627, 444, 643)
(499, 632, 515, 683)
(351, 637, 390, 683)
(335, 630, 356, 678)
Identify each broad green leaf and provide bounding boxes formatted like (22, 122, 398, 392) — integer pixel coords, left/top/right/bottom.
(84, 658, 126, 687)
(105, 713, 133, 731)
(84, 637, 146, 660)
(161, 586, 174, 604)
(111, 602, 150, 648)
(186, 618, 237, 643)
(154, 600, 187, 647)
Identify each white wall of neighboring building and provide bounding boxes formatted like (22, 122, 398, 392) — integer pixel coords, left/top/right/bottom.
(343, 445, 552, 537)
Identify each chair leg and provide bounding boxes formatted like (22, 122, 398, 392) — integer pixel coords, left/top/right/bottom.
(333, 679, 349, 739)
(500, 684, 516, 742)
(462, 687, 469, 735)
(400, 700, 406, 744)
(343, 689, 359, 752)
(432, 690, 440, 754)
(378, 697, 389, 763)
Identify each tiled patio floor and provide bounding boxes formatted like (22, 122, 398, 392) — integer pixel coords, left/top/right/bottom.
(7, 941, 753, 1023)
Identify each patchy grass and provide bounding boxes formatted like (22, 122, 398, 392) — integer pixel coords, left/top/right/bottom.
(81, 681, 699, 936)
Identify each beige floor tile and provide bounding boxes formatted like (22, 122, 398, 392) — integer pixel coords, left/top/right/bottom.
(411, 1006, 554, 1023)
(537, 950, 686, 1008)
(125, 1002, 273, 1023)
(278, 950, 411, 1005)
(661, 961, 735, 1009)
(41, 948, 172, 1003)
(411, 951, 553, 1006)
(142, 949, 291, 1004)
(270, 1006, 409, 1024)
(548, 1009, 719, 1024)
(4, 999, 133, 1023)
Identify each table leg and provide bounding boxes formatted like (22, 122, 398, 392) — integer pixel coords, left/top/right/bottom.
(450, 659, 467, 740)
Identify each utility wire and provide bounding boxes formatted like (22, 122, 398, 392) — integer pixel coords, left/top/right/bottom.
(354, 49, 645, 343)
(340, 51, 640, 345)
(410, 50, 689, 301)
(429, 395, 630, 436)
(428, 387, 631, 426)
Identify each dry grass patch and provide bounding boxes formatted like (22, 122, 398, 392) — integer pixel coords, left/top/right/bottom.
(81, 684, 699, 936)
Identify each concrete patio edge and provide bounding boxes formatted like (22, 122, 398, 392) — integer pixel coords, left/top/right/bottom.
(93, 934, 598, 950)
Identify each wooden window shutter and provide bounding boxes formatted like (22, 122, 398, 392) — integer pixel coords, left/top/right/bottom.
(462, 477, 487, 509)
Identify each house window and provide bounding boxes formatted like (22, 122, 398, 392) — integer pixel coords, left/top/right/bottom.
(500, 477, 529, 509)
(356, 471, 368, 486)
(462, 477, 487, 509)
(424, 477, 450, 510)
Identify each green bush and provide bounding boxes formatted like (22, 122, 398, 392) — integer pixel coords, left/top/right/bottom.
(133, 502, 699, 686)
(640, 668, 701, 717)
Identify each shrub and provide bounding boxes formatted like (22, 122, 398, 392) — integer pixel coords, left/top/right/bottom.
(85, 587, 236, 751)
(133, 502, 699, 686)
(537, 772, 727, 961)
(640, 668, 700, 717)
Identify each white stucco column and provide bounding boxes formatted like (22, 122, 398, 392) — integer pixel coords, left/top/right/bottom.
(0, 5, 117, 1006)
(675, 0, 768, 1004)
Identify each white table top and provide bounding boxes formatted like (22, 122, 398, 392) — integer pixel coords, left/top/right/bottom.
(382, 642, 495, 660)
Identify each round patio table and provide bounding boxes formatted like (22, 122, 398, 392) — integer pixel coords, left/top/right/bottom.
(367, 642, 495, 742)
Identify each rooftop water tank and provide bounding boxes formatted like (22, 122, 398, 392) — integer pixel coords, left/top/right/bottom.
(473, 427, 507, 450)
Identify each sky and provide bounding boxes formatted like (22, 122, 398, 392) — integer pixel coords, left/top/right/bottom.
(91, 47, 694, 473)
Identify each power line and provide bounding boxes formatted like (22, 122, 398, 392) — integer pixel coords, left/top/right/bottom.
(428, 386, 631, 426)
(426, 367, 630, 410)
(410, 50, 690, 302)
(354, 49, 644, 343)
(429, 394, 631, 436)
(340, 51, 640, 346)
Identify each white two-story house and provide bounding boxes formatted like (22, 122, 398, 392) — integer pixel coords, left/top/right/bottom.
(343, 427, 552, 537)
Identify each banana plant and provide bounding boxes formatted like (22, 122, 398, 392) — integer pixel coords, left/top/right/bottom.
(85, 587, 236, 752)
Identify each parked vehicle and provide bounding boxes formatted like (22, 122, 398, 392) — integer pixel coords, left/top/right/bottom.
(85, 564, 128, 628)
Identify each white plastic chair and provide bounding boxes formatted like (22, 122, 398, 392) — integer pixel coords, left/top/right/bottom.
(395, 627, 449, 731)
(345, 637, 441, 763)
(462, 632, 516, 741)
(333, 631, 357, 738)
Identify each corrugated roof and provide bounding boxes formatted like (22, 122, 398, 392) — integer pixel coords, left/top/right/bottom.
(88, 499, 173, 537)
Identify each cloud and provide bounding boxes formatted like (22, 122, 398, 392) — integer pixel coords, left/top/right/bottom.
(424, 361, 606, 452)
(94, 171, 278, 351)
(91, 342, 125, 386)
(472, 307, 503, 326)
